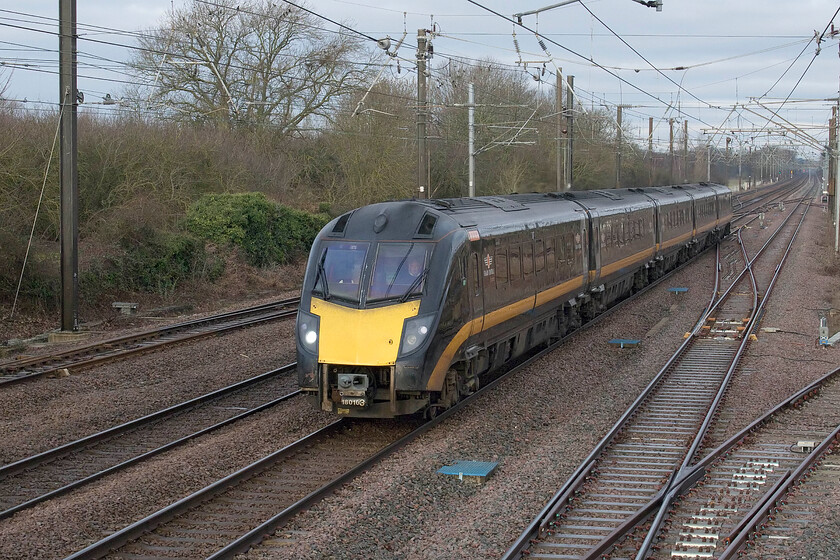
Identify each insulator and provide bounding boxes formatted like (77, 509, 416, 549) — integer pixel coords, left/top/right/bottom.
(538, 39, 547, 51)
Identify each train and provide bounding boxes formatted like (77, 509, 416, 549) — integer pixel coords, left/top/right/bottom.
(296, 183, 732, 418)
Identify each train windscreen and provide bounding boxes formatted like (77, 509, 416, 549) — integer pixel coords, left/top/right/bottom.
(367, 242, 430, 302)
(314, 241, 369, 302)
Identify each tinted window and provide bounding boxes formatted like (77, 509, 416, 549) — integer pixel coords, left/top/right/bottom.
(564, 233, 575, 265)
(556, 235, 565, 266)
(545, 239, 555, 269)
(509, 246, 521, 281)
(523, 243, 534, 276)
(495, 248, 508, 286)
(318, 241, 370, 302)
(368, 242, 430, 301)
(472, 253, 480, 296)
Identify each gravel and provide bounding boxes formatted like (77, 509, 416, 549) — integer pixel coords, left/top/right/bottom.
(0, 397, 333, 560)
(0, 320, 299, 465)
(1, 195, 837, 560)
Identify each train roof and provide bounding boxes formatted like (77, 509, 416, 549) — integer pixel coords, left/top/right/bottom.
(322, 184, 728, 243)
(419, 192, 585, 237)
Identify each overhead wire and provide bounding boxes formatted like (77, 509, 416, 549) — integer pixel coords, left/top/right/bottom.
(463, 0, 722, 131)
(0, 7, 427, 115)
(753, 5, 840, 138)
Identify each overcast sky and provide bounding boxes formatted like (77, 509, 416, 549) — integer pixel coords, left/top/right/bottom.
(3, 0, 839, 156)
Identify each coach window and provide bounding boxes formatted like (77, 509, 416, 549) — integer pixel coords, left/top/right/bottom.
(509, 245, 521, 281)
(545, 238, 556, 269)
(535, 240, 545, 272)
(523, 243, 534, 276)
(564, 233, 575, 267)
(495, 248, 508, 287)
(472, 253, 481, 297)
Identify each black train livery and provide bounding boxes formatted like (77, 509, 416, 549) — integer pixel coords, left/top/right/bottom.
(296, 184, 732, 418)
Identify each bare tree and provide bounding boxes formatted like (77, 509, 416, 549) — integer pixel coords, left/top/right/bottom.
(433, 59, 553, 196)
(321, 79, 416, 208)
(127, 0, 370, 133)
(0, 66, 12, 107)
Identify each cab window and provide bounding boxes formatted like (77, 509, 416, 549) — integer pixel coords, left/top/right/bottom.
(317, 241, 369, 302)
(367, 242, 430, 301)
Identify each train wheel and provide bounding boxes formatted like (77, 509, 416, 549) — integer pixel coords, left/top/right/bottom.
(425, 368, 460, 420)
(633, 269, 647, 291)
(441, 368, 460, 409)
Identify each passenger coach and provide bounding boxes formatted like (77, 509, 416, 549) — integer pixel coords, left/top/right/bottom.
(296, 184, 731, 418)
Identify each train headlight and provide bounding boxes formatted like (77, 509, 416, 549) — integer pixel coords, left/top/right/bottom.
(297, 310, 320, 354)
(399, 313, 435, 357)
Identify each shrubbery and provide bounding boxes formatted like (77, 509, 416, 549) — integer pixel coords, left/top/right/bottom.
(184, 192, 327, 267)
(82, 228, 224, 297)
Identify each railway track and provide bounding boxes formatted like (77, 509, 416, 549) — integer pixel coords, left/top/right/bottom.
(743, 432, 840, 557)
(637, 367, 840, 560)
(503, 180, 815, 559)
(0, 364, 299, 521)
(731, 179, 802, 220)
(0, 297, 300, 385)
(65, 418, 419, 560)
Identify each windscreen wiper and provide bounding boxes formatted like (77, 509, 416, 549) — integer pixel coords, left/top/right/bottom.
(399, 268, 428, 303)
(315, 261, 331, 300)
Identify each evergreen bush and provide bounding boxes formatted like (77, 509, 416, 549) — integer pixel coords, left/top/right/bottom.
(184, 192, 326, 267)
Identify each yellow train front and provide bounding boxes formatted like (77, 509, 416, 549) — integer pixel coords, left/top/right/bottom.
(296, 200, 471, 418)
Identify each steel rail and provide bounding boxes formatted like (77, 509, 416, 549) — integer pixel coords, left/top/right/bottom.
(502, 246, 724, 558)
(0, 364, 298, 520)
(62, 420, 346, 560)
(717, 411, 840, 558)
(644, 367, 840, 560)
(0, 297, 299, 385)
(590, 187, 814, 560)
(60, 218, 715, 560)
(580, 367, 838, 559)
